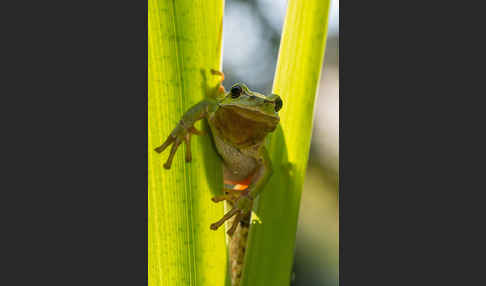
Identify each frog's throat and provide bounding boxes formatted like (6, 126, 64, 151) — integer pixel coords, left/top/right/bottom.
(213, 106, 278, 147)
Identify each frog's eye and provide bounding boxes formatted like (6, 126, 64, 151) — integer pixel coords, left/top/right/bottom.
(231, 85, 242, 98)
(274, 96, 283, 112)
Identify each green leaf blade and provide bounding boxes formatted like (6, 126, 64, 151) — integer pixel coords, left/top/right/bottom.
(148, 0, 226, 285)
(241, 0, 332, 285)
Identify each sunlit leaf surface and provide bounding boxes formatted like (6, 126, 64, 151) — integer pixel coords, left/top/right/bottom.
(241, 0, 331, 285)
(148, 0, 226, 285)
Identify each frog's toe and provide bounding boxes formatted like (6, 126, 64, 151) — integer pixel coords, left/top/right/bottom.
(184, 133, 192, 162)
(210, 69, 225, 81)
(210, 207, 239, 231)
(154, 135, 174, 154)
(227, 212, 245, 236)
(163, 137, 182, 169)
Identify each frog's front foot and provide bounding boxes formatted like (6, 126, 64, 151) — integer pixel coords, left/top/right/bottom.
(210, 69, 225, 94)
(210, 189, 253, 236)
(154, 122, 204, 169)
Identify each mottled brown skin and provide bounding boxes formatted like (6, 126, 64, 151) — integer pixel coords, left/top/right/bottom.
(154, 70, 282, 285)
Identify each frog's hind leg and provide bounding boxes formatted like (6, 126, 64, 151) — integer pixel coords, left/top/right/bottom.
(227, 211, 249, 236)
(211, 188, 243, 203)
(210, 187, 253, 235)
(210, 207, 240, 231)
(210, 174, 256, 286)
(210, 147, 272, 234)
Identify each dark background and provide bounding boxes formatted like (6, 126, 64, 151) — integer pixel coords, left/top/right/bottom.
(3, 0, 445, 284)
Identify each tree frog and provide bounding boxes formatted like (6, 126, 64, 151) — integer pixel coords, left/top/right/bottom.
(154, 70, 282, 236)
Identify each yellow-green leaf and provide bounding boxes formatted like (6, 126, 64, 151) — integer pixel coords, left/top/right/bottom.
(148, 0, 227, 285)
(241, 0, 332, 285)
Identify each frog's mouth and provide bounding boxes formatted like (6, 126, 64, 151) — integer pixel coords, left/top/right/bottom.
(221, 104, 280, 127)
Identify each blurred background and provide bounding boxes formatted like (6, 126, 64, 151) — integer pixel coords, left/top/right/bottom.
(221, 0, 339, 285)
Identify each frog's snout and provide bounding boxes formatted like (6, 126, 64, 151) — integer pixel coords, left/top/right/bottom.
(274, 96, 283, 112)
(265, 94, 282, 112)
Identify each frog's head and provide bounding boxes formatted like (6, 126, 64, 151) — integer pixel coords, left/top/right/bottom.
(219, 83, 282, 128)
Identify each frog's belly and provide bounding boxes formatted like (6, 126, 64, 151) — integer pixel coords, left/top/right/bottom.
(212, 134, 258, 182)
